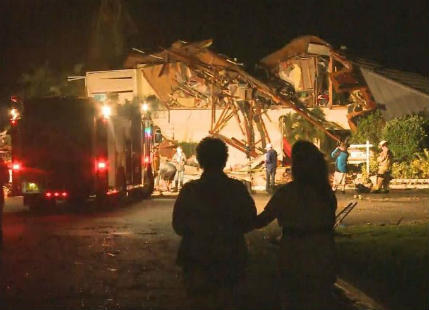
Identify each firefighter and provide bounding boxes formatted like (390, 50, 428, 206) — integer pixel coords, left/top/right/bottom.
(373, 140, 393, 193)
(172, 146, 186, 191)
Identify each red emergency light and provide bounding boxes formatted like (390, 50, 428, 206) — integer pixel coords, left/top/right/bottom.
(144, 156, 150, 164)
(45, 191, 68, 199)
(96, 159, 108, 171)
(12, 162, 21, 171)
(10, 95, 20, 103)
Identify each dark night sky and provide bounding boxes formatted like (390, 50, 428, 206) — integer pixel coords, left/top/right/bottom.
(0, 0, 428, 99)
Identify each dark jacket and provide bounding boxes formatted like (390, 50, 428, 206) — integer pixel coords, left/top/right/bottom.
(172, 171, 257, 281)
(266, 149, 278, 172)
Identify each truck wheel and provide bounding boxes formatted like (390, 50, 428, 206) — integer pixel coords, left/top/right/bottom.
(95, 193, 108, 209)
(142, 166, 154, 198)
(28, 202, 42, 212)
(25, 195, 44, 212)
(69, 196, 87, 211)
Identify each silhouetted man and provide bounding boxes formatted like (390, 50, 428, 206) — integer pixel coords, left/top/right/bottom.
(172, 137, 257, 308)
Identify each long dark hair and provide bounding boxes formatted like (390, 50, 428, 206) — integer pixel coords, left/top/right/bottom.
(291, 140, 332, 196)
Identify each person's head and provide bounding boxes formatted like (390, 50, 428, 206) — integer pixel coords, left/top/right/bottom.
(196, 137, 228, 171)
(291, 140, 329, 187)
(176, 146, 182, 154)
(379, 140, 388, 149)
(265, 143, 272, 151)
(339, 142, 349, 151)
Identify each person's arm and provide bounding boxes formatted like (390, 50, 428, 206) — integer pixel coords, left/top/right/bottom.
(377, 150, 387, 163)
(172, 184, 191, 236)
(331, 147, 339, 159)
(234, 182, 257, 233)
(254, 188, 284, 229)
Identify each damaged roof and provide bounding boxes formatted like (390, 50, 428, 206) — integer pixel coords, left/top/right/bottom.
(123, 39, 254, 105)
(353, 58, 429, 95)
(359, 65, 429, 120)
(349, 57, 429, 119)
(260, 35, 330, 68)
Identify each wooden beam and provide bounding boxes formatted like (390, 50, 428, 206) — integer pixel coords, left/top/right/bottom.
(163, 47, 341, 143)
(328, 55, 333, 108)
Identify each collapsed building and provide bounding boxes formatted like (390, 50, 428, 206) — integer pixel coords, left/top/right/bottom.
(259, 35, 377, 131)
(86, 36, 365, 168)
(86, 35, 428, 182)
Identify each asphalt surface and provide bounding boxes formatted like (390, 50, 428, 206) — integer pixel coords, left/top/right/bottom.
(0, 189, 427, 310)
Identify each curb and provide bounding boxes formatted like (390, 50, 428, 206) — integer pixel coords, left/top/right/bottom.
(335, 278, 386, 310)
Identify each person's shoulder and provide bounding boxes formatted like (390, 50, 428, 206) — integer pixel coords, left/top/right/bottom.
(227, 176, 246, 187)
(224, 176, 250, 192)
(179, 179, 200, 192)
(184, 178, 200, 187)
(274, 181, 294, 194)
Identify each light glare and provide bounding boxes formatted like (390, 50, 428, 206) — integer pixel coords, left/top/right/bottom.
(101, 105, 111, 118)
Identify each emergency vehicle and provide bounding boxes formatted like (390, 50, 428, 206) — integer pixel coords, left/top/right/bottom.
(8, 96, 159, 210)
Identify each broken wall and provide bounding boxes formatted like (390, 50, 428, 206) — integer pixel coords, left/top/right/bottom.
(151, 107, 349, 168)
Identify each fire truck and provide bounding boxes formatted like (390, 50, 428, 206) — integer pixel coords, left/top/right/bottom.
(8, 96, 159, 210)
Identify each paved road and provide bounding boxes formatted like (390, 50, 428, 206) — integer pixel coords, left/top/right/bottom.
(0, 190, 427, 309)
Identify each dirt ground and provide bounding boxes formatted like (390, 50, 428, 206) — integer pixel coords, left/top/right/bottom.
(0, 189, 427, 310)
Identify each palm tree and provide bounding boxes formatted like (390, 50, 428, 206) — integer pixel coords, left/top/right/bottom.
(279, 107, 328, 146)
(19, 63, 85, 99)
(88, 0, 138, 69)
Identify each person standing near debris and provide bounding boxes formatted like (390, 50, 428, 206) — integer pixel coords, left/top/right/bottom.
(373, 140, 393, 193)
(254, 140, 337, 310)
(156, 158, 177, 192)
(265, 143, 278, 192)
(172, 146, 187, 191)
(172, 137, 257, 308)
(331, 142, 349, 193)
(0, 157, 9, 247)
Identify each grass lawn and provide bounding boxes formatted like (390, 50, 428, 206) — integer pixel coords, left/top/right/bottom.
(336, 223, 429, 310)
(245, 222, 428, 310)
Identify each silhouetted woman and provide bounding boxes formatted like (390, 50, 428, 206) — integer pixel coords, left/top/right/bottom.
(255, 140, 337, 310)
(172, 137, 257, 309)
